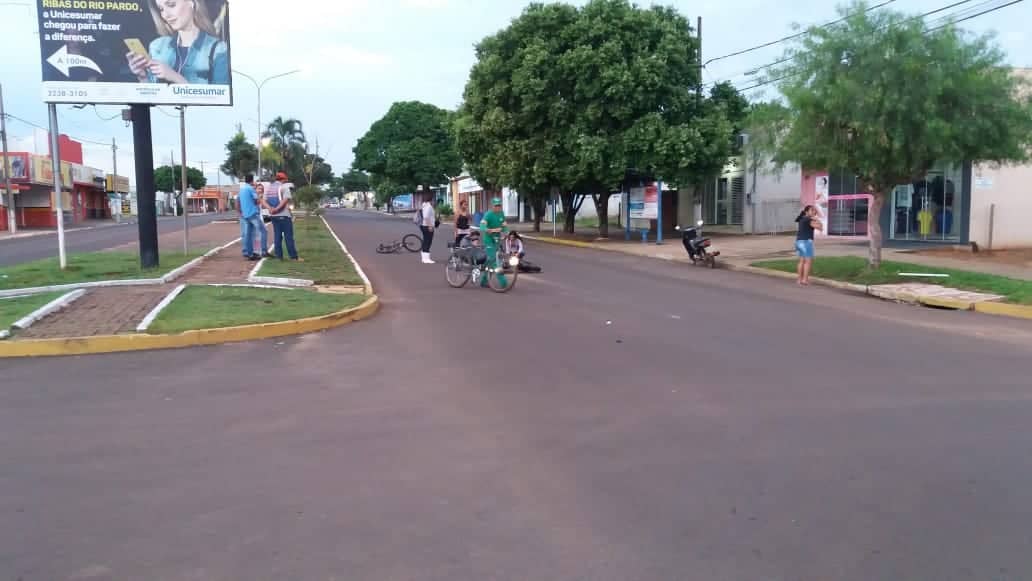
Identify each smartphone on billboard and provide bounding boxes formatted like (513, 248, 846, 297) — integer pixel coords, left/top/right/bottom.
(124, 38, 148, 57)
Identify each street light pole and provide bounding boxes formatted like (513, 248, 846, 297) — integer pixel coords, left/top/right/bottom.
(232, 69, 301, 179)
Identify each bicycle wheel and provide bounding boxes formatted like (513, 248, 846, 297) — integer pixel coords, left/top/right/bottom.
(487, 266, 518, 293)
(445, 256, 471, 288)
(376, 243, 393, 254)
(402, 234, 422, 253)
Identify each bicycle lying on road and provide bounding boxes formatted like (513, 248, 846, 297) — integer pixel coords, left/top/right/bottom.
(376, 233, 422, 254)
(445, 242, 519, 293)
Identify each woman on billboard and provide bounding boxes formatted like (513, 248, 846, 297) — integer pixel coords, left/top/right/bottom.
(126, 0, 229, 85)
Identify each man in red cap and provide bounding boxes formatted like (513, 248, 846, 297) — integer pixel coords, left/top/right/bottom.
(265, 171, 302, 261)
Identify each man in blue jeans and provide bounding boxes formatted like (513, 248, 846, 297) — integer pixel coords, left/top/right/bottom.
(239, 174, 265, 261)
(266, 172, 302, 261)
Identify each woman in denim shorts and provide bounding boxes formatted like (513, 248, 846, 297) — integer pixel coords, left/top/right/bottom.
(794, 205, 823, 285)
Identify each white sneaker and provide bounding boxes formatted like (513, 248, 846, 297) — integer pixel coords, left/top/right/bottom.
(421, 252, 435, 264)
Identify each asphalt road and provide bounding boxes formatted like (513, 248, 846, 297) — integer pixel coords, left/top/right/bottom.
(3, 209, 1032, 580)
(0, 213, 230, 266)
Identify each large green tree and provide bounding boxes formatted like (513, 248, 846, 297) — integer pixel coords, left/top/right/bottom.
(155, 164, 205, 193)
(335, 169, 371, 193)
(458, 0, 740, 238)
(353, 101, 462, 209)
(221, 129, 258, 180)
(775, 1, 1032, 266)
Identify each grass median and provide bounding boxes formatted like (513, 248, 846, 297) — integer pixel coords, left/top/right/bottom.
(753, 256, 1032, 304)
(0, 292, 65, 331)
(0, 251, 201, 291)
(257, 217, 363, 285)
(147, 285, 367, 334)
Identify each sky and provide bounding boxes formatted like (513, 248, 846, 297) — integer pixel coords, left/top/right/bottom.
(1, 0, 1029, 187)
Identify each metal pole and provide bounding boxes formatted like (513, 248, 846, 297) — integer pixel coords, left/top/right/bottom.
(1, 83, 16, 234)
(132, 104, 159, 268)
(552, 191, 557, 238)
(111, 136, 119, 223)
(179, 107, 189, 253)
(656, 179, 664, 245)
(256, 85, 262, 179)
(47, 104, 67, 268)
(987, 203, 995, 251)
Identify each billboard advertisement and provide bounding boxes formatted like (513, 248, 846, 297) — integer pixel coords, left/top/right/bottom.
(629, 183, 658, 220)
(0, 153, 31, 182)
(37, 0, 232, 106)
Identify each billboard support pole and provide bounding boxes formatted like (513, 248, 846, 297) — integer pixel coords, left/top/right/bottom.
(1, 83, 16, 234)
(132, 104, 159, 269)
(47, 104, 67, 269)
(179, 106, 189, 254)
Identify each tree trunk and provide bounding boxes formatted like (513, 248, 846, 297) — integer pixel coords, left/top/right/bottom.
(531, 196, 546, 232)
(560, 192, 577, 234)
(867, 191, 887, 268)
(594, 192, 611, 238)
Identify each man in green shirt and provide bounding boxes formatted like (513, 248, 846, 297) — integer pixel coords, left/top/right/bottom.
(479, 198, 508, 287)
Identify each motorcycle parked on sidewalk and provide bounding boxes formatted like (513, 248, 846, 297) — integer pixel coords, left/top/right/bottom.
(676, 220, 720, 268)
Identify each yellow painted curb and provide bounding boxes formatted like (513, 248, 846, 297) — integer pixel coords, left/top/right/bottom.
(0, 295, 379, 358)
(974, 301, 1032, 320)
(522, 235, 601, 250)
(918, 296, 974, 311)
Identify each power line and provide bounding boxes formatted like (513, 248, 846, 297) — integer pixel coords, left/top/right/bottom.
(736, 0, 1025, 95)
(4, 111, 129, 151)
(703, 0, 899, 66)
(710, 0, 983, 88)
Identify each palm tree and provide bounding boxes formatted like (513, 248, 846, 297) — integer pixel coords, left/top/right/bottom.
(262, 116, 306, 176)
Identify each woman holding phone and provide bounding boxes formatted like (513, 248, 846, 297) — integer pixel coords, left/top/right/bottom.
(126, 0, 229, 85)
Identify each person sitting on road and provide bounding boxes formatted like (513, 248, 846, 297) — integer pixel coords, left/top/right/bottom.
(504, 231, 525, 259)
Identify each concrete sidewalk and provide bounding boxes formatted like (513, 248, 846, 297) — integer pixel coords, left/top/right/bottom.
(512, 223, 1032, 281)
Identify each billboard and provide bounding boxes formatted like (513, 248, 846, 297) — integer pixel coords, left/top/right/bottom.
(0, 153, 31, 182)
(37, 0, 232, 106)
(629, 183, 658, 220)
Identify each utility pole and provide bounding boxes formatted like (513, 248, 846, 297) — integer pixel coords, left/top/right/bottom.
(179, 106, 189, 253)
(111, 137, 119, 223)
(1, 83, 16, 234)
(47, 104, 67, 268)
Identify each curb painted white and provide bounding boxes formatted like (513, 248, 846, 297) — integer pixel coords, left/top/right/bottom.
(12, 289, 87, 330)
(0, 330, 9, 340)
(249, 275, 315, 287)
(321, 215, 374, 295)
(136, 284, 187, 332)
(206, 283, 302, 290)
(0, 278, 163, 299)
(247, 257, 266, 281)
(0, 237, 241, 299)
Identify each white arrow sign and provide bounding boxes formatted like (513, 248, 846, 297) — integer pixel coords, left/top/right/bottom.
(47, 45, 103, 77)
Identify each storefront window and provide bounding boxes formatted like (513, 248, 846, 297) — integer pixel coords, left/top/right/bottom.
(891, 162, 964, 241)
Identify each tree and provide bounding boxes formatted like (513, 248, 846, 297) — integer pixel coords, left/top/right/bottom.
(155, 164, 206, 193)
(353, 101, 462, 207)
(675, 83, 749, 211)
(262, 116, 307, 177)
(458, 0, 735, 238)
(775, 1, 1032, 266)
(336, 169, 371, 193)
(221, 130, 258, 180)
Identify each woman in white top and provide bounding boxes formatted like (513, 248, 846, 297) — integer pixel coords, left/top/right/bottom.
(419, 200, 437, 264)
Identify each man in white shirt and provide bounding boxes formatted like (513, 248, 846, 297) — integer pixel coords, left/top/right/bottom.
(266, 172, 302, 261)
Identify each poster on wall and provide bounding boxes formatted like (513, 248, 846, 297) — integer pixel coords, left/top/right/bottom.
(392, 194, 413, 211)
(629, 183, 658, 220)
(37, 0, 232, 105)
(813, 173, 829, 238)
(0, 153, 31, 182)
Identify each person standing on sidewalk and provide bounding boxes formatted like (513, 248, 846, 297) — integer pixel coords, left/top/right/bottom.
(418, 199, 437, 264)
(795, 205, 823, 286)
(239, 174, 263, 261)
(266, 172, 302, 261)
(254, 182, 271, 258)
